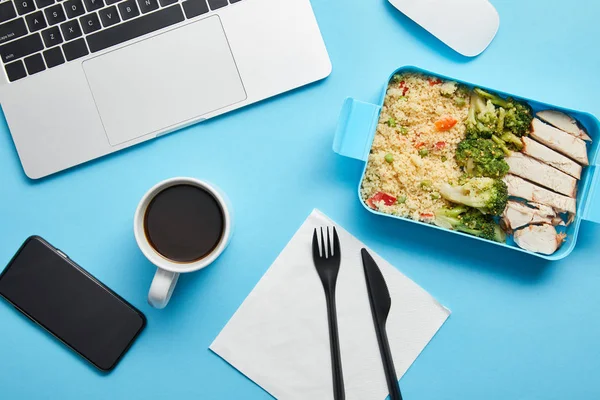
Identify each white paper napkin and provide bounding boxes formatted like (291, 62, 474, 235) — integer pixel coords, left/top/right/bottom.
(210, 209, 450, 400)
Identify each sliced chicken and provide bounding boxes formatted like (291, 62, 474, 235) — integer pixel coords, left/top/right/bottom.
(514, 224, 566, 255)
(502, 200, 555, 230)
(505, 152, 577, 197)
(525, 202, 566, 225)
(552, 216, 566, 226)
(527, 202, 556, 216)
(537, 110, 591, 141)
(530, 118, 588, 165)
(522, 137, 582, 179)
(503, 174, 576, 214)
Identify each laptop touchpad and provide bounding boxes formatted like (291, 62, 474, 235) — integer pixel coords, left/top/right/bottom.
(83, 16, 246, 146)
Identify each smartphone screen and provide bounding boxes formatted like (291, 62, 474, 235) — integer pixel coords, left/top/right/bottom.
(0, 237, 146, 371)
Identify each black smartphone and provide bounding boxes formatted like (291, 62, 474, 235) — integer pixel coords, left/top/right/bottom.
(0, 236, 146, 372)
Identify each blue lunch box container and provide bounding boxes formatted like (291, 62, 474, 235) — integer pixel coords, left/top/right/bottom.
(333, 66, 600, 260)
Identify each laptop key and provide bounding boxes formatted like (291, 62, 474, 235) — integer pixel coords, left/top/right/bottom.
(43, 45, 64, 67)
(87, 5, 183, 52)
(41, 25, 62, 47)
(60, 19, 81, 40)
(83, 0, 104, 12)
(15, 0, 36, 15)
(0, 2, 17, 23)
(35, 0, 55, 9)
(79, 12, 100, 33)
(5, 60, 27, 81)
(25, 11, 47, 32)
(229, 0, 242, 2)
(45, 4, 66, 24)
(64, 0, 85, 18)
(24, 52, 45, 74)
(98, 6, 119, 27)
(158, 0, 178, 6)
(118, 0, 139, 21)
(206, 0, 226, 10)
(137, 0, 158, 14)
(62, 37, 87, 60)
(0, 33, 44, 63)
(105, 0, 119, 4)
(0, 18, 28, 46)
(182, 0, 208, 19)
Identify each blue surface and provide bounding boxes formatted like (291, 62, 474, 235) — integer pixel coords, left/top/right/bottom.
(1, 0, 600, 398)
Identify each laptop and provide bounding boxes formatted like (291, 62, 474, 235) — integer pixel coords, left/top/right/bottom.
(0, 0, 331, 179)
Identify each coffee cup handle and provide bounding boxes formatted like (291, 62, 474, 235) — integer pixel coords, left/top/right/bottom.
(148, 268, 180, 309)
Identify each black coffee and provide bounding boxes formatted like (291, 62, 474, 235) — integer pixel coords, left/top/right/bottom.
(144, 184, 225, 263)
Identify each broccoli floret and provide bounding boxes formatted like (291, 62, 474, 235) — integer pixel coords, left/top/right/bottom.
(477, 100, 497, 126)
(466, 93, 498, 136)
(490, 135, 512, 156)
(439, 177, 508, 216)
(466, 89, 531, 153)
(434, 205, 469, 229)
(466, 94, 497, 139)
(499, 131, 523, 150)
(434, 206, 506, 242)
(474, 88, 533, 138)
(465, 97, 481, 138)
(455, 138, 509, 178)
(474, 88, 511, 108)
(503, 104, 533, 137)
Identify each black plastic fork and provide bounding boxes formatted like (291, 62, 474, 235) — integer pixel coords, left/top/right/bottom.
(312, 227, 345, 400)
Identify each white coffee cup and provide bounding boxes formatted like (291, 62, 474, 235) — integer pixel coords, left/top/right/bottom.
(134, 177, 232, 309)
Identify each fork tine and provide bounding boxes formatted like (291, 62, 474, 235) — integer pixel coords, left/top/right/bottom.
(320, 227, 326, 258)
(312, 229, 320, 261)
(327, 227, 332, 259)
(333, 227, 340, 258)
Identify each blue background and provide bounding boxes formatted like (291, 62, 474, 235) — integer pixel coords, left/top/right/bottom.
(1, 0, 599, 398)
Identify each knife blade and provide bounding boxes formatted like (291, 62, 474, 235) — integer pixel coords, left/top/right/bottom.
(361, 248, 403, 400)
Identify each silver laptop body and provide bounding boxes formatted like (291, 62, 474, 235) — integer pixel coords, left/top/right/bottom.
(0, 0, 331, 178)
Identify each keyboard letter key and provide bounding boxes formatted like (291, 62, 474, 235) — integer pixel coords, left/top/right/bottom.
(79, 12, 101, 34)
(35, 0, 55, 9)
(118, 0, 139, 21)
(83, 0, 104, 12)
(15, 0, 36, 16)
(98, 6, 120, 27)
(41, 26, 63, 47)
(25, 10, 47, 32)
(64, 0, 85, 19)
(60, 19, 82, 40)
(45, 4, 66, 25)
(137, 0, 158, 14)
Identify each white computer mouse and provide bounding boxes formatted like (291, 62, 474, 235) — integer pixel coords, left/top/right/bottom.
(388, 0, 500, 57)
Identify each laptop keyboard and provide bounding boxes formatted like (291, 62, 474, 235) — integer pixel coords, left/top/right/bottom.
(0, 0, 242, 82)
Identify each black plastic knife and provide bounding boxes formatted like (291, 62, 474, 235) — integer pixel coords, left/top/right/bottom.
(361, 248, 403, 400)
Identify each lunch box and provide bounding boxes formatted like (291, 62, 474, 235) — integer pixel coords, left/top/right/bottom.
(333, 66, 600, 260)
